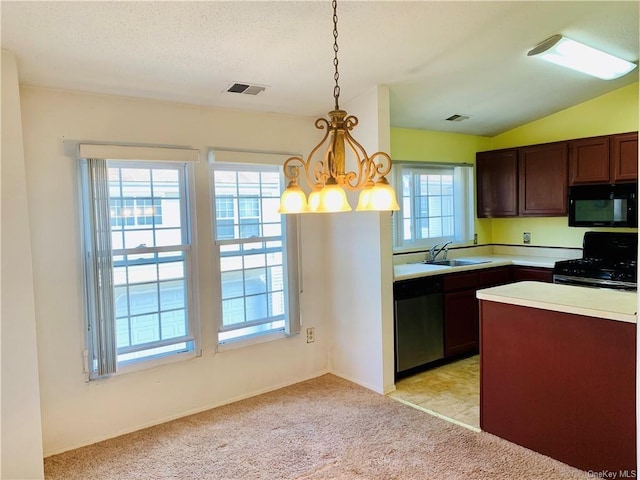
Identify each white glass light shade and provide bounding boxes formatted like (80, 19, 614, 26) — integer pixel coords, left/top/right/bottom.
(528, 34, 637, 80)
(371, 179, 401, 211)
(278, 182, 309, 214)
(357, 177, 400, 211)
(315, 181, 352, 213)
(308, 187, 322, 213)
(355, 181, 376, 211)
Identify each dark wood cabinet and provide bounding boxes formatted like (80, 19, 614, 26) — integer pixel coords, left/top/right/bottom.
(611, 132, 638, 183)
(476, 142, 569, 218)
(511, 266, 553, 283)
(569, 133, 638, 185)
(518, 142, 568, 216)
(569, 136, 610, 185)
(444, 289, 478, 357)
(442, 267, 512, 358)
(476, 149, 518, 217)
(444, 271, 479, 358)
(478, 266, 512, 287)
(476, 132, 637, 218)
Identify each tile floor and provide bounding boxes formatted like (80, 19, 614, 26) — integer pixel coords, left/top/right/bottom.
(388, 355, 480, 431)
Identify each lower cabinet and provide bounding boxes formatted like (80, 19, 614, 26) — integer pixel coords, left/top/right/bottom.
(397, 264, 553, 368)
(444, 288, 478, 357)
(443, 267, 512, 358)
(511, 266, 553, 283)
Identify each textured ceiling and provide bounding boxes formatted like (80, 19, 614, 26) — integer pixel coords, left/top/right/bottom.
(1, 1, 638, 136)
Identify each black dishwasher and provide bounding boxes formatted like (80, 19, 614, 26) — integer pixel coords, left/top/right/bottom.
(393, 276, 444, 377)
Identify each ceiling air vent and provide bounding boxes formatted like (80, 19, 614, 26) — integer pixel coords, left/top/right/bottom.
(445, 114, 471, 122)
(225, 83, 267, 95)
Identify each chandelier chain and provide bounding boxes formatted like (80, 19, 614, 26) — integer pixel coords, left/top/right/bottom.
(332, 0, 340, 110)
(278, 0, 399, 213)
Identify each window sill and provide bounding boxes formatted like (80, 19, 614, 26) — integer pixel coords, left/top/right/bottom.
(217, 329, 296, 352)
(108, 349, 200, 378)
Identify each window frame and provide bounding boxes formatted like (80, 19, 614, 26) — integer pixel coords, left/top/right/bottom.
(392, 161, 475, 252)
(209, 161, 300, 348)
(80, 158, 201, 379)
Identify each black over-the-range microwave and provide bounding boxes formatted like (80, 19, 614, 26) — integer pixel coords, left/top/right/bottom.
(568, 183, 638, 228)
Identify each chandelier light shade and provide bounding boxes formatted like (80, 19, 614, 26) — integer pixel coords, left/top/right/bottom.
(356, 177, 400, 212)
(527, 34, 637, 80)
(279, 179, 310, 213)
(278, 0, 400, 214)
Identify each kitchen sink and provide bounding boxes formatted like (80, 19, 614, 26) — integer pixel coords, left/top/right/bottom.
(426, 259, 491, 267)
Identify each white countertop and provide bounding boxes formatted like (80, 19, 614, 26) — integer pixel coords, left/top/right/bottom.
(393, 254, 563, 281)
(476, 281, 637, 324)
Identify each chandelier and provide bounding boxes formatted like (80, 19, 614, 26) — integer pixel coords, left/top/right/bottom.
(278, 0, 400, 214)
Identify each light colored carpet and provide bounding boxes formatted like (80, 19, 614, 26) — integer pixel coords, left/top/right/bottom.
(44, 374, 590, 479)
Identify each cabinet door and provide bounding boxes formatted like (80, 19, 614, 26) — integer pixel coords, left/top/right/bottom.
(569, 137, 610, 185)
(443, 271, 479, 292)
(444, 289, 478, 357)
(611, 132, 638, 183)
(512, 266, 553, 283)
(476, 149, 518, 217)
(518, 142, 568, 216)
(478, 267, 512, 288)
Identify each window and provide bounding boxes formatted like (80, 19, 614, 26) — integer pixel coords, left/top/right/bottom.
(393, 163, 474, 250)
(81, 158, 197, 379)
(210, 163, 300, 344)
(215, 196, 236, 240)
(110, 197, 162, 227)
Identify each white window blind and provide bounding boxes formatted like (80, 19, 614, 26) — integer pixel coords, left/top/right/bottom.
(79, 145, 199, 379)
(79, 144, 199, 163)
(81, 158, 118, 377)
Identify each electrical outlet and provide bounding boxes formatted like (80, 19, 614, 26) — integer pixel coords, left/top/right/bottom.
(523, 232, 531, 244)
(473, 233, 478, 245)
(306, 327, 315, 343)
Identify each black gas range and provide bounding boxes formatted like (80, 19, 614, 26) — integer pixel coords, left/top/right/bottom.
(553, 232, 637, 291)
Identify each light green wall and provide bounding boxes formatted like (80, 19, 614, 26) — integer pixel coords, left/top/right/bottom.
(491, 83, 638, 149)
(490, 82, 638, 248)
(391, 128, 491, 162)
(391, 82, 639, 249)
(489, 217, 637, 248)
(390, 128, 493, 243)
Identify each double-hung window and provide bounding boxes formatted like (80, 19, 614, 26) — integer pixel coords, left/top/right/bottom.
(393, 163, 474, 250)
(80, 149, 198, 379)
(210, 161, 300, 344)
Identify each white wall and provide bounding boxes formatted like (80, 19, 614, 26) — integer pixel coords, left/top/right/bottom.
(1, 51, 45, 479)
(19, 86, 330, 456)
(326, 86, 396, 394)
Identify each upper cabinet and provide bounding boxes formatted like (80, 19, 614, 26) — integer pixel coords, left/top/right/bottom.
(478, 131, 638, 218)
(611, 132, 638, 183)
(569, 136, 610, 185)
(476, 143, 568, 218)
(518, 142, 568, 216)
(476, 149, 518, 217)
(569, 132, 637, 185)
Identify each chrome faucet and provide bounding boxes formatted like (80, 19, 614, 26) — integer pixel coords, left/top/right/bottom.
(426, 241, 453, 263)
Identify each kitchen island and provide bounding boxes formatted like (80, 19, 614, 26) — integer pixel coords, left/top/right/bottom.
(477, 281, 637, 474)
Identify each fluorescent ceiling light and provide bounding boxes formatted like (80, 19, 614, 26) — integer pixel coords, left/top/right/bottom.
(527, 34, 637, 80)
